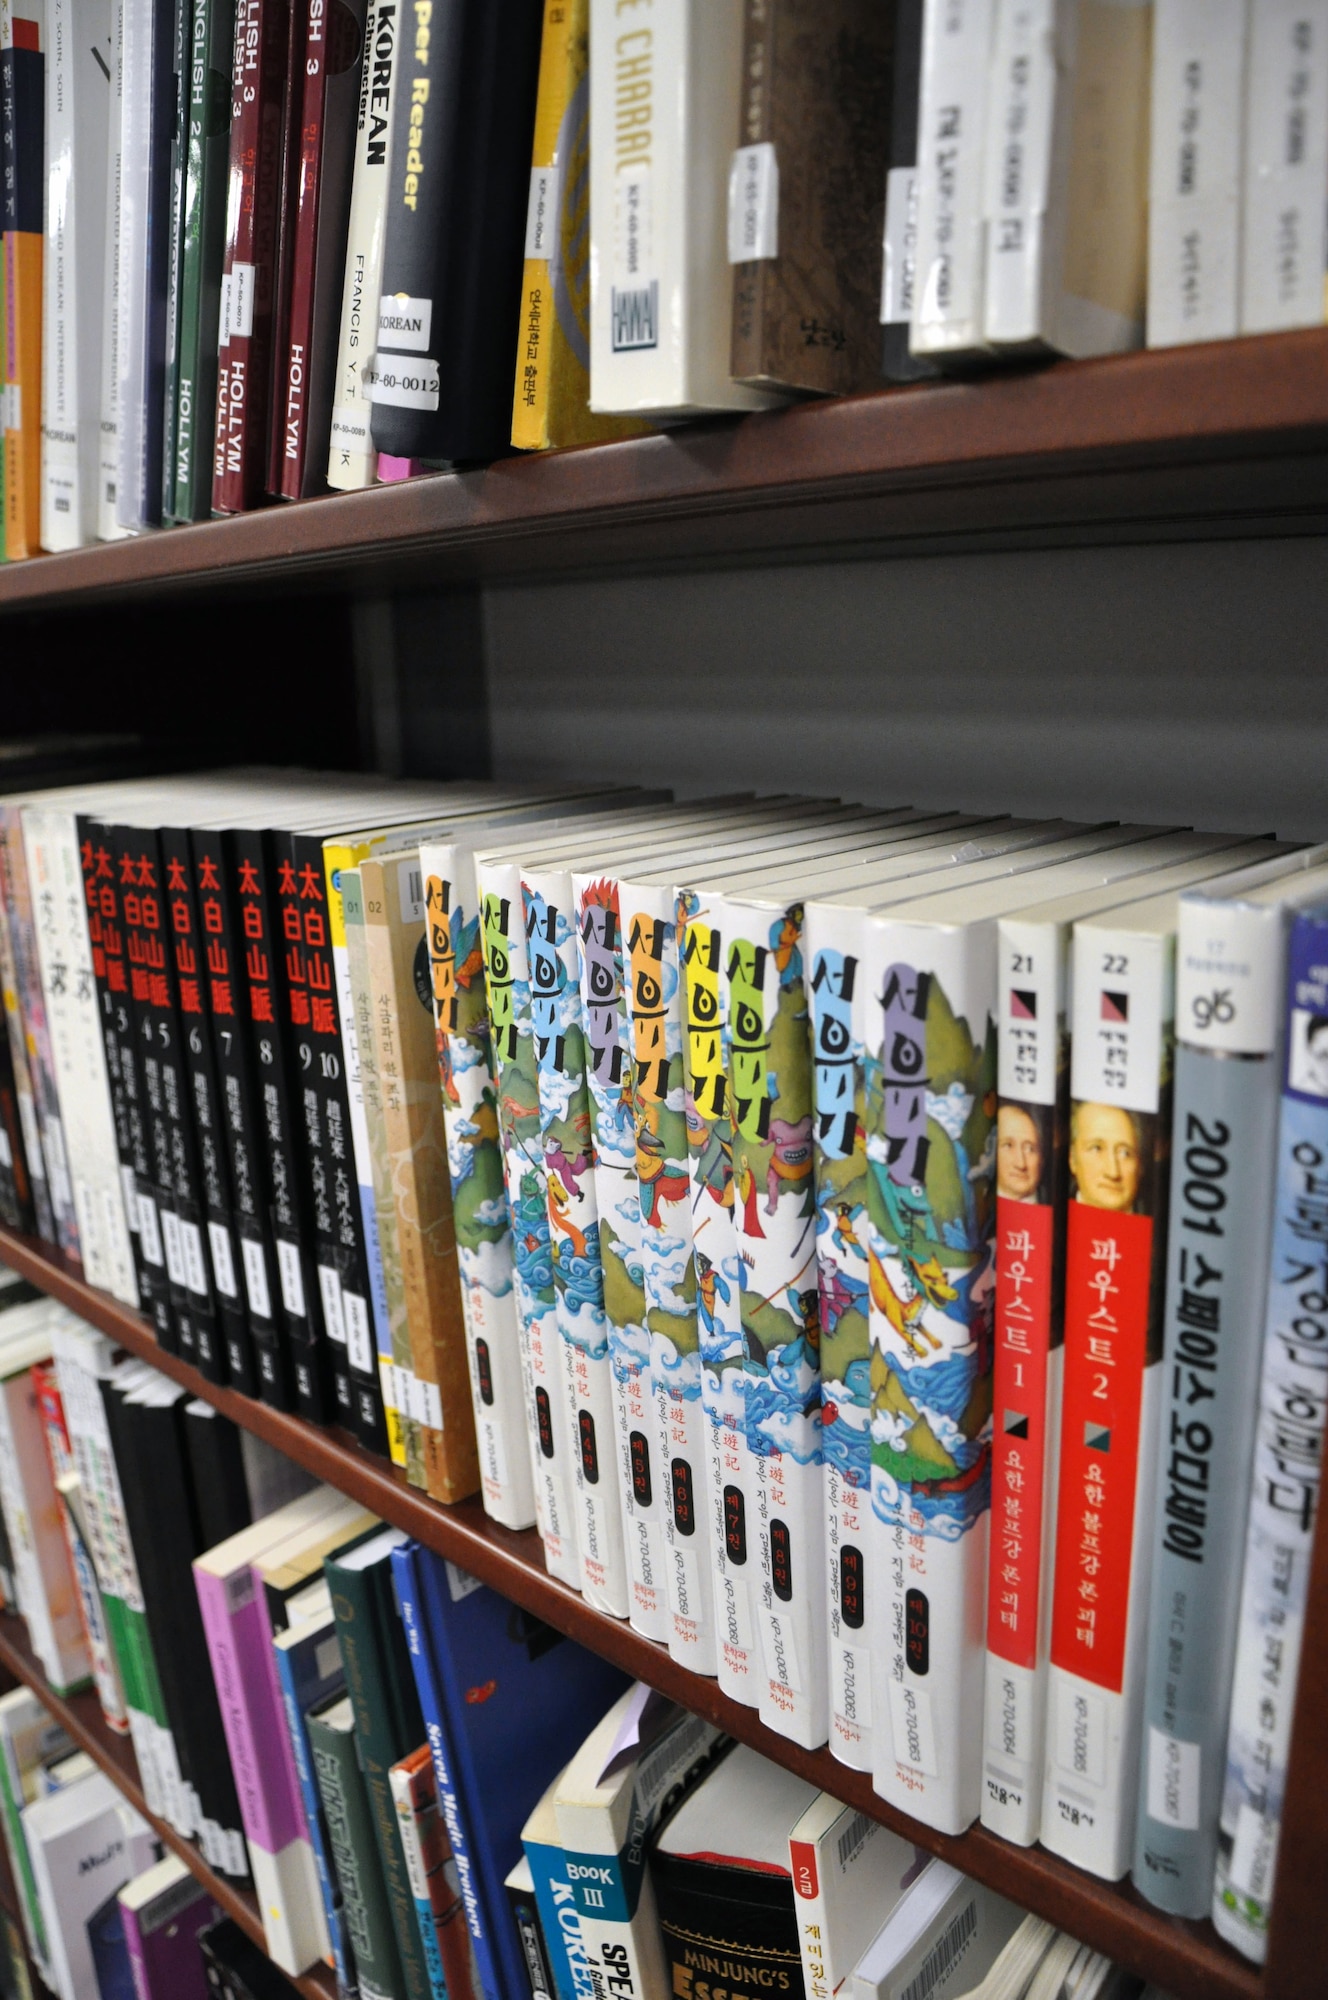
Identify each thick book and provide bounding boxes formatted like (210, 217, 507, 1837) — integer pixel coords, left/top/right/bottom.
(115, 0, 176, 529)
(522, 1767, 588, 2000)
(39, 0, 113, 548)
(1, 0, 42, 560)
(1146, 0, 1247, 349)
(728, 0, 891, 396)
(119, 1854, 218, 2000)
(308, 1690, 407, 2000)
(1135, 860, 1328, 1915)
(1240, 0, 1328, 334)
(981, 0, 1151, 357)
(880, 0, 937, 382)
(788, 1794, 919, 2000)
(392, 1538, 630, 2000)
(272, 1602, 352, 1990)
(587, 0, 780, 417)
(1212, 900, 1328, 1962)
(510, 0, 644, 452)
(327, 0, 399, 490)
(212, 0, 288, 511)
(651, 1745, 813, 2000)
(168, 0, 236, 520)
(277, 0, 367, 496)
(847, 1862, 1024, 2000)
(370, 0, 544, 462)
(22, 1772, 155, 2000)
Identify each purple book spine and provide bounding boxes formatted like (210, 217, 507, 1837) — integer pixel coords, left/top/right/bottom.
(122, 1892, 217, 2000)
(193, 1560, 304, 1854)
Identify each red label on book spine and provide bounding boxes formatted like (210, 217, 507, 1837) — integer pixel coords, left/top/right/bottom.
(1050, 1203, 1153, 1692)
(987, 1194, 1054, 1671)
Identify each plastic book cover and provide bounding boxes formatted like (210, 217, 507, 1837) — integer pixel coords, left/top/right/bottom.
(118, 1855, 218, 2000)
(911, 0, 994, 359)
(29, 1359, 125, 1732)
(1240, 0, 1328, 333)
(1146, 0, 1246, 349)
(391, 1743, 482, 2000)
(169, 0, 236, 519)
(0, 887, 53, 1242)
(327, 0, 398, 490)
(880, 0, 939, 382)
(524, 858, 630, 1617)
(511, 0, 643, 451)
(308, 1691, 408, 2000)
(272, 1610, 351, 1988)
(2, 0, 42, 560)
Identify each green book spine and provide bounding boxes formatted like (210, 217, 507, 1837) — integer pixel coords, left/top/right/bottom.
(171, 0, 233, 520)
(0, 1733, 43, 1964)
(327, 1549, 432, 2000)
(309, 1702, 408, 2000)
(161, 0, 190, 522)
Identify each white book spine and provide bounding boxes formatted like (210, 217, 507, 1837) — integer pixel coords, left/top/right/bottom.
(0, 1376, 66, 1690)
(419, 841, 537, 1532)
(1040, 920, 1169, 1878)
(721, 893, 828, 1746)
(524, 863, 631, 1619)
(98, 0, 129, 540)
(328, 0, 397, 489)
(1240, 0, 1328, 333)
(478, 858, 582, 1588)
(912, 0, 996, 358)
(1147, 0, 1246, 348)
(574, 869, 670, 1643)
(114, 0, 153, 529)
(677, 887, 759, 1706)
(982, 0, 1058, 348)
(865, 917, 995, 1834)
(805, 902, 878, 1771)
(588, 0, 773, 416)
(620, 877, 717, 1675)
(40, 0, 90, 549)
(980, 913, 1069, 1844)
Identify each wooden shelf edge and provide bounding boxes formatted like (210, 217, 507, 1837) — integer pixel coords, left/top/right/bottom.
(0, 1226, 1260, 2000)
(2, 330, 1328, 613)
(0, 1612, 335, 1999)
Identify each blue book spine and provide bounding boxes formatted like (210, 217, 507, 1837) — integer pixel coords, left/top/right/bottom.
(273, 1624, 352, 1991)
(392, 1540, 503, 2000)
(523, 1836, 592, 2000)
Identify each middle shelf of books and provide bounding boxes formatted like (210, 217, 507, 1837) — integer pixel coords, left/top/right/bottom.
(0, 769, 1317, 2000)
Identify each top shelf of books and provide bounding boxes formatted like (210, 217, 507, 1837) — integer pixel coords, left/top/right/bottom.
(4, 330, 1328, 616)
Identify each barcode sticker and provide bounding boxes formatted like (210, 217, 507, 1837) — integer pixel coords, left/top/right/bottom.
(881, 165, 919, 325)
(1146, 1725, 1201, 1830)
(242, 1235, 272, 1320)
(525, 164, 562, 258)
(208, 1221, 239, 1300)
(836, 1809, 873, 1873)
(899, 1899, 977, 2000)
(398, 859, 425, 925)
(226, 263, 255, 342)
(727, 142, 779, 262)
(612, 168, 658, 351)
(378, 293, 433, 352)
(370, 356, 440, 412)
(277, 1238, 307, 1318)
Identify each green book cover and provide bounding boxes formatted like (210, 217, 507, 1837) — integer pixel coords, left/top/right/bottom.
(169, 0, 234, 520)
(309, 1692, 408, 2000)
(327, 1529, 432, 2000)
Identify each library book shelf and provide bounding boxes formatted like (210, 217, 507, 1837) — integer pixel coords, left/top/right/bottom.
(2, 330, 1328, 2000)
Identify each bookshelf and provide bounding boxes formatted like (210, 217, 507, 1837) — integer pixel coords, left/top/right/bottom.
(0, 1222, 1273, 2000)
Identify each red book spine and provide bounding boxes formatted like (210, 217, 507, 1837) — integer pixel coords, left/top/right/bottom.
(279, 0, 331, 500)
(988, 1193, 1056, 1670)
(212, 0, 291, 513)
(264, 0, 309, 497)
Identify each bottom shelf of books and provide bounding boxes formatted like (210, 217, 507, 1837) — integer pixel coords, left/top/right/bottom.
(0, 1225, 1268, 2000)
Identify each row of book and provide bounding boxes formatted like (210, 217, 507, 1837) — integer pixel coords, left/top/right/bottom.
(0, 1274, 1148, 2000)
(2, 0, 1326, 560)
(0, 775, 1320, 1961)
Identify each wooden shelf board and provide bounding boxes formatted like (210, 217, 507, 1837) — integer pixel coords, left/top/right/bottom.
(0, 1225, 1264, 2000)
(2, 332, 1328, 613)
(0, 1612, 335, 1999)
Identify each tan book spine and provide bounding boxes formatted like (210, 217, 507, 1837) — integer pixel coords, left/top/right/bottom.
(362, 856, 479, 1507)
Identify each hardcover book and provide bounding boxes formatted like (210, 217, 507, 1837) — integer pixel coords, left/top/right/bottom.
(115, 0, 176, 529)
(308, 1691, 407, 2000)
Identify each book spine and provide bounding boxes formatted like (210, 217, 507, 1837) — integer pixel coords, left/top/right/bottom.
(573, 870, 667, 1639)
(881, 0, 938, 382)
(230, 827, 328, 1416)
(0, 893, 53, 1241)
(402, 1748, 482, 2000)
(420, 842, 535, 1527)
(0, 1371, 90, 1692)
(309, 1708, 406, 2000)
(479, 863, 582, 1587)
(390, 1760, 449, 2000)
(1134, 896, 1288, 1914)
(508, 1868, 555, 2000)
(980, 0, 1055, 348)
(190, 829, 289, 1406)
(512, 0, 576, 451)
(911, 0, 994, 358)
(805, 904, 876, 1768)
(0, 810, 79, 1261)
(162, 827, 256, 1392)
(160, 0, 188, 522)
(263, 0, 305, 497)
(722, 892, 827, 1746)
(273, 1635, 352, 1990)
(365, 853, 477, 1503)
(1042, 920, 1171, 1878)
(1212, 909, 1328, 1962)
(212, 0, 287, 511)
(286, 831, 383, 1447)
(1239, 0, 1328, 334)
(76, 817, 171, 1340)
(172, 0, 233, 519)
(0, 1013, 32, 1231)
(865, 918, 996, 1834)
(2, 1, 41, 559)
(341, 862, 415, 1474)
(30, 1362, 126, 1728)
(525, 864, 630, 1617)
(98, 0, 129, 540)
(115, 0, 173, 529)
(1146, 0, 1246, 349)
(980, 913, 1069, 1844)
(678, 890, 759, 1704)
(391, 1542, 498, 2000)
(522, 1834, 584, 2000)
(277, 0, 329, 499)
(327, 0, 396, 489)
(620, 876, 717, 1671)
(329, 1545, 434, 2000)
(41, 0, 103, 549)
